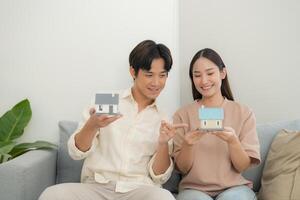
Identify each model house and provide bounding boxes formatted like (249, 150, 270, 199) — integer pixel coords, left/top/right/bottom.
(198, 107, 224, 131)
(95, 93, 119, 115)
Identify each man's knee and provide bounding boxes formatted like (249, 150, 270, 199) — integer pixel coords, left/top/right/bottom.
(39, 184, 74, 200)
(146, 188, 175, 200)
(159, 189, 175, 200)
(39, 185, 60, 200)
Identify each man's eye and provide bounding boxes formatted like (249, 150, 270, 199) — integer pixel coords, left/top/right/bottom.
(145, 74, 152, 77)
(194, 74, 201, 78)
(208, 73, 214, 76)
(160, 74, 167, 78)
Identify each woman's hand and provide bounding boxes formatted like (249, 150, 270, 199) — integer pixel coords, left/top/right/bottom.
(212, 126, 251, 172)
(211, 127, 238, 145)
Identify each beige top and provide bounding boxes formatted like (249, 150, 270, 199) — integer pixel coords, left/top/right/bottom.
(68, 88, 174, 193)
(173, 99, 261, 196)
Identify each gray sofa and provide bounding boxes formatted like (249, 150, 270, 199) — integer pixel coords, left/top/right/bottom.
(1, 119, 300, 200)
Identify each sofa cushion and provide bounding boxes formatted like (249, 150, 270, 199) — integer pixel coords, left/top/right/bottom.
(56, 121, 83, 183)
(242, 119, 300, 192)
(258, 129, 300, 200)
(57, 119, 300, 193)
(162, 169, 181, 193)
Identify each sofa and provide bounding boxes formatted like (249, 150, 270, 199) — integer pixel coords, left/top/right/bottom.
(1, 119, 300, 200)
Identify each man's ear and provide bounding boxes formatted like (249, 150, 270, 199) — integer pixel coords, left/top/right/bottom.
(221, 68, 227, 80)
(129, 67, 136, 80)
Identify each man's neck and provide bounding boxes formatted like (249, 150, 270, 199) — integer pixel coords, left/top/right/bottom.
(131, 87, 155, 112)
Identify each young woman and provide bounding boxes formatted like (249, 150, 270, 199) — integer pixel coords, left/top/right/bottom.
(173, 48, 261, 200)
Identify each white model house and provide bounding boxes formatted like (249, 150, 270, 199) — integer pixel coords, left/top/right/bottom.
(95, 93, 119, 115)
(198, 107, 224, 131)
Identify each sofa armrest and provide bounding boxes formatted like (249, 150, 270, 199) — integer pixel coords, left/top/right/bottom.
(0, 149, 57, 200)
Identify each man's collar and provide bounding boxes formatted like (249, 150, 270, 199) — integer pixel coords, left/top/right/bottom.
(121, 88, 132, 99)
(121, 87, 160, 111)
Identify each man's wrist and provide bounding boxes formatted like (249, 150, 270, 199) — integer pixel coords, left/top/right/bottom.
(156, 142, 169, 154)
(157, 142, 169, 148)
(85, 119, 100, 133)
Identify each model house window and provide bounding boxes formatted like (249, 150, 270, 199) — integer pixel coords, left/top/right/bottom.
(99, 105, 103, 111)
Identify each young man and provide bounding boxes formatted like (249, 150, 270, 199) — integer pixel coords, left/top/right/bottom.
(39, 40, 186, 200)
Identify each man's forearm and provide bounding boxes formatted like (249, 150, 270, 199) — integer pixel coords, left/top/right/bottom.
(175, 143, 195, 174)
(75, 122, 98, 152)
(152, 143, 170, 175)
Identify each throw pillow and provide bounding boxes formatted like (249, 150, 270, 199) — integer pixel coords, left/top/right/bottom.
(56, 120, 84, 183)
(258, 129, 300, 200)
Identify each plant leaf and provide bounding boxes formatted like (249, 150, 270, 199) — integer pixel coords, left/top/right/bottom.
(0, 153, 12, 163)
(9, 140, 57, 158)
(0, 141, 16, 154)
(0, 99, 32, 142)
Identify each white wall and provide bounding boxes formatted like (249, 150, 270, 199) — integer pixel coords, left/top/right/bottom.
(2, 0, 300, 145)
(179, 0, 300, 124)
(0, 0, 179, 143)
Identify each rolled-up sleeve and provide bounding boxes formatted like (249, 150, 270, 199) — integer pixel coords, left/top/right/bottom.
(67, 129, 99, 160)
(147, 140, 174, 184)
(67, 105, 99, 160)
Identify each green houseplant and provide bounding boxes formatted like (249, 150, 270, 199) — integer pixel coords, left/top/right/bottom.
(0, 99, 57, 163)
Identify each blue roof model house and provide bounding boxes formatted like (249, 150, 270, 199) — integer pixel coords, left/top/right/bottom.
(95, 93, 119, 115)
(198, 107, 224, 131)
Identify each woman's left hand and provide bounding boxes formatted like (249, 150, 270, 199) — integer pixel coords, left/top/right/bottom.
(211, 127, 238, 145)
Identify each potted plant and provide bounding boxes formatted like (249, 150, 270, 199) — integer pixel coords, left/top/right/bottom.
(0, 99, 56, 163)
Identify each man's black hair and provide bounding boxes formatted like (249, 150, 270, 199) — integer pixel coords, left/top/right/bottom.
(129, 40, 173, 76)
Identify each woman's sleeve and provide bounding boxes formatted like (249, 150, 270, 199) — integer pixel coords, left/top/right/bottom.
(239, 111, 261, 166)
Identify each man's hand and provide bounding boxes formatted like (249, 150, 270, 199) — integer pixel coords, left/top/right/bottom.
(74, 108, 122, 152)
(153, 121, 188, 175)
(183, 129, 207, 146)
(158, 121, 188, 144)
(86, 108, 122, 130)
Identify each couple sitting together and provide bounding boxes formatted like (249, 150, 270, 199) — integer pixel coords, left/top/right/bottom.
(39, 40, 261, 200)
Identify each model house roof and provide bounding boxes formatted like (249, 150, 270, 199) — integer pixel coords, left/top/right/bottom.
(95, 93, 119, 105)
(199, 107, 224, 120)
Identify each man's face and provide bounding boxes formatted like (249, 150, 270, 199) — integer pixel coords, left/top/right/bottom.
(131, 58, 168, 101)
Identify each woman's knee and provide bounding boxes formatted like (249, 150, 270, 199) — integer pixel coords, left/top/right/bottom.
(216, 186, 256, 200)
(176, 189, 213, 200)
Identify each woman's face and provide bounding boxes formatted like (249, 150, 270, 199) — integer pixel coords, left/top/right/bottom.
(192, 57, 226, 99)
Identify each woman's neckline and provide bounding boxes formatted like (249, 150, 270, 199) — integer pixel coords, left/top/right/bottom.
(195, 97, 227, 108)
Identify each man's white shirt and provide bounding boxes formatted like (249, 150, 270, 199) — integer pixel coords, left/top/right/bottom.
(68, 88, 174, 193)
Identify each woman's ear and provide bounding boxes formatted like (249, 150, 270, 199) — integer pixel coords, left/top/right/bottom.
(221, 68, 227, 80)
(129, 67, 136, 80)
